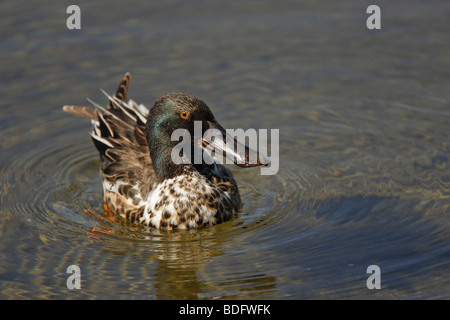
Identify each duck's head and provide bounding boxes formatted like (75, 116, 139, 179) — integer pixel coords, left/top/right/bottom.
(146, 93, 268, 181)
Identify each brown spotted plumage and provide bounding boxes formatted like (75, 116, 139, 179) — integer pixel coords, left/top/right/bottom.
(63, 73, 268, 230)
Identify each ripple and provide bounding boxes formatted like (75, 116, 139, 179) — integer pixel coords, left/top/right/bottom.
(1, 137, 99, 238)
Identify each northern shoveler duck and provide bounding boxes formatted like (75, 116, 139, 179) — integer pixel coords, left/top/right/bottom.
(63, 73, 268, 230)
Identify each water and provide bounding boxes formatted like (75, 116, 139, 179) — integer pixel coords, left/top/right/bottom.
(1, 0, 449, 299)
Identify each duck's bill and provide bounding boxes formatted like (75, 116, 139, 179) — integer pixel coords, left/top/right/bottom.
(201, 121, 270, 167)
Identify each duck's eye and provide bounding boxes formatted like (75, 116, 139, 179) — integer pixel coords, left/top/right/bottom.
(180, 111, 189, 119)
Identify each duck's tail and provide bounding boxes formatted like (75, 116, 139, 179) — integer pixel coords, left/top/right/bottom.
(62, 73, 149, 157)
(62, 72, 132, 120)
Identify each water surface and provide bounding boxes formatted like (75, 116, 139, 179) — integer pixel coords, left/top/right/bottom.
(1, 0, 449, 299)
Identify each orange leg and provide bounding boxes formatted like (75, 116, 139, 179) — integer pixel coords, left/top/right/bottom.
(104, 203, 112, 213)
(103, 204, 117, 222)
(84, 206, 114, 240)
(85, 204, 117, 222)
(87, 227, 111, 236)
(86, 227, 113, 242)
(85, 208, 102, 219)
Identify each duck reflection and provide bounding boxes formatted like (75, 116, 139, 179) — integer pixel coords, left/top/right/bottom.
(149, 228, 276, 299)
(98, 219, 277, 299)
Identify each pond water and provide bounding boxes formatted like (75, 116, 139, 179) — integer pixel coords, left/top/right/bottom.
(0, 0, 449, 299)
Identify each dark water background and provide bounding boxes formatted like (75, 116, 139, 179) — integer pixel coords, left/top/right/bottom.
(0, 0, 449, 299)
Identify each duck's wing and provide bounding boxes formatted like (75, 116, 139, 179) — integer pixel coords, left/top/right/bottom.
(63, 73, 157, 220)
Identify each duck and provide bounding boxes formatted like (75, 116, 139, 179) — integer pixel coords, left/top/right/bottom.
(63, 73, 268, 230)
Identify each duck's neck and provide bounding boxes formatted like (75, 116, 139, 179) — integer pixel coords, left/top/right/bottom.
(150, 144, 188, 182)
(150, 143, 218, 182)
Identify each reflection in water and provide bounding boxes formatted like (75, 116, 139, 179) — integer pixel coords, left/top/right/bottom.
(149, 232, 276, 299)
(94, 216, 278, 299)
(79, 223, 278, 299)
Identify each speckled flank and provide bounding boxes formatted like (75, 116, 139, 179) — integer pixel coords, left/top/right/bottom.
(101, 168, 236, 230)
